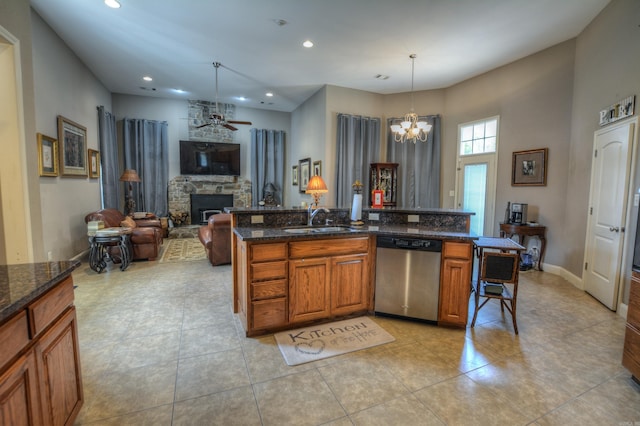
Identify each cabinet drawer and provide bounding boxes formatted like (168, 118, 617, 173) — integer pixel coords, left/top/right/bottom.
(28, 276, 74, 337)
(252, 298, 287, 330)
(443, 241, 472, 259)
(0, 311, 29, 369)
(251, 279, 287, 301)
(251, 243, 287, 262)
(622, 324, 640, 378)
(251, 261, 287, 281)
(289, 237, 369, 259)
(628, 276, 640, 329)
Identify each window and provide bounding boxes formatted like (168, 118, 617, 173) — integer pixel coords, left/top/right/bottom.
(459, 117, 498, 156)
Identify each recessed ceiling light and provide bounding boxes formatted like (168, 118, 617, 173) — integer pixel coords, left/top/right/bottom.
(375, 74, 389, 80)
(303, 40, 314, 48)
(265, 92, 274, 97)
(173, 89, 186, 94)
(104, 0, 121, 9)
(236, 96, 247, 101)
(143, 76, 153, 82)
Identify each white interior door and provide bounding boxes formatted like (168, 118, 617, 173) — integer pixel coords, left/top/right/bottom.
(455, 154, 496, 237)
(584, 118, 636, 310)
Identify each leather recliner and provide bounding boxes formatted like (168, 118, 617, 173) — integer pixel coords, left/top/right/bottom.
(85, 208, 163, 260)
(198, 213, 232, 266)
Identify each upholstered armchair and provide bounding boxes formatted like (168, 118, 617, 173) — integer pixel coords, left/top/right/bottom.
(84, 208, 163, 260)
(198, 213, 232, 266)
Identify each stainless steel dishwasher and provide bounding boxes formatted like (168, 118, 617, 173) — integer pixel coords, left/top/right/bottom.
(375, 236, 442, 323)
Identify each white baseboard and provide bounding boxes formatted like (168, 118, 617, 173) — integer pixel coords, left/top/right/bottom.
(539, 262, 583, 290)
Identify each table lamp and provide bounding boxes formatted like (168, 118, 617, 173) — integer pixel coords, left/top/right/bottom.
(119, 169, 141, 216)
(305, 175, 328, 207)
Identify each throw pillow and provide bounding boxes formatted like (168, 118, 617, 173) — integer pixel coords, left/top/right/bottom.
(120, 216, 137, 229)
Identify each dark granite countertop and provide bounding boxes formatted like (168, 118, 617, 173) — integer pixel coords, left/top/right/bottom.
(233, 224, 478, 242)
(0, 260, 80, 323)
(226, 206, 474, 216)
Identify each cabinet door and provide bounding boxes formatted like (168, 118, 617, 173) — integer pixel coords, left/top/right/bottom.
(289, 258, 331, 323)
(0, 351, 43, 426)
(331, 253, 370, 316)
(439, 257, 471, 326)
(35, 307, 83, 426)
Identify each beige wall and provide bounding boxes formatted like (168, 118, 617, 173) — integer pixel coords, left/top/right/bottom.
(32, 11, 112, 261)
(443, 40, 576, 270)
(567, 0, 640, 298)
(0, 0, 42, 262)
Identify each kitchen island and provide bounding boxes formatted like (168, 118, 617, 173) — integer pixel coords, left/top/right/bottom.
(227, 207, 477, 336)
(0, 260, 83, 425)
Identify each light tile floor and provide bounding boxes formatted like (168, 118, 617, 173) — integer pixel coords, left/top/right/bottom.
(71, 256, 640, 425)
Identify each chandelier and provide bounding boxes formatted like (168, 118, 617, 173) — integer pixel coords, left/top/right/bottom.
(390, 54, 432, 143)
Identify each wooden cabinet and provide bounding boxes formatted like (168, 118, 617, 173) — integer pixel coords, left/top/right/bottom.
(289, 257, 331, 323)
(0, 275, 83, 426)
(246, 242, 288, 332)
(0, 350, 42, 426)
(369, 163, 398, 207)
(235, 236, 373, 336)
(622, 271, 640, 381)
(439, 241, 473, 327)
(331, 254, 370, 316)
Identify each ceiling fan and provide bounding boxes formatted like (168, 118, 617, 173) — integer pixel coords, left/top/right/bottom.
(196, 62, 252, 131)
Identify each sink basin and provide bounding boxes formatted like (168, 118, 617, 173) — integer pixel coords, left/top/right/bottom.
(283, 226, 353, 234)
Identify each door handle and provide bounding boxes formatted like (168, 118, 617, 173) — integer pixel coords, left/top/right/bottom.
(609, 226, 620, 232)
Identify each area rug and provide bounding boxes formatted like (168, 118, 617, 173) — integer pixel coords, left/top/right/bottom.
(274, 316, 395, 366)
(158, 238, 207, 263)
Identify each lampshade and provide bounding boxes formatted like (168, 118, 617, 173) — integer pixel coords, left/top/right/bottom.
(305, 175, 328, 207)
(119, 169, 141, 182)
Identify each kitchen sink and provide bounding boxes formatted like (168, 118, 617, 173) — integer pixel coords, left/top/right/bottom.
(283, 226, 353, 234)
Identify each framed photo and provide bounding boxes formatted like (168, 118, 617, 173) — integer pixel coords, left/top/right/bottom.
(299, 157, 311, 193)
(313, 160, 322, 177)
(512, 148, 548, 186)
(37, 133, 58, 177)
(57, 115, 88, 177)
(292, 165, 299, 186)
(372, 189, 384, 208)
(88, 149, 100, 178)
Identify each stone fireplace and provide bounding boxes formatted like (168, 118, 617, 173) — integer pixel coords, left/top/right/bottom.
(168, 175, 251, 226)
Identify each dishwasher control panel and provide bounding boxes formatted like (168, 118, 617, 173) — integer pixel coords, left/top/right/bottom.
(377, 236, 442, 252)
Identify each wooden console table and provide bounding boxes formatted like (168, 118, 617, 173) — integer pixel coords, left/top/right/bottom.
(499, 223, 546, 271)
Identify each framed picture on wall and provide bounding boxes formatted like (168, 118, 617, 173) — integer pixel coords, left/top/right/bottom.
(299, 158, 311, 193)
(88, 149, 100, 178)
(37, 133, 58, 177)
(57, 115, 88, 177)
(512, 148, 548, 186)
(313, 160, 322, 177)
(292, 165, 298, 185)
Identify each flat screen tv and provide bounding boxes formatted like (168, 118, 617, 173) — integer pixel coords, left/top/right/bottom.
(179, 141, 240, 176)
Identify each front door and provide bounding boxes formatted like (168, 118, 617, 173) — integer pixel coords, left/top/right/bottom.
(456, 153, 496, 237)
(584, 117, 636, 310)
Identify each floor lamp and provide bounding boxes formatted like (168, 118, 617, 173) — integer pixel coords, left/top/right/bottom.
(119, 169, 141, 216)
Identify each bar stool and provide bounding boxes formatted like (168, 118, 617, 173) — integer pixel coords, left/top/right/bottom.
(471, 250, 521, 334)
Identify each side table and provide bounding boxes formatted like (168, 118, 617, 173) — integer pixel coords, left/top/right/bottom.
(499, 223, 546, 271)
(88, 228, 132, 273)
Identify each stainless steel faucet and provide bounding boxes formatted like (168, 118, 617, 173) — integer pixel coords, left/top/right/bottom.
(308, 206, 330, 226)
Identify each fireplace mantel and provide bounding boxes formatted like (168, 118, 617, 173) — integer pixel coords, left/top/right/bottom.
(168, 175, 251, 225)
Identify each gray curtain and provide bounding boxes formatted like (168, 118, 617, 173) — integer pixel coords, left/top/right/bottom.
(97, 106, 119, 209)
(335, 114, 381, 207)
(386, 114, 441, 208)
(122, 118, 169, 216)
(250, 129, 285, 206)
